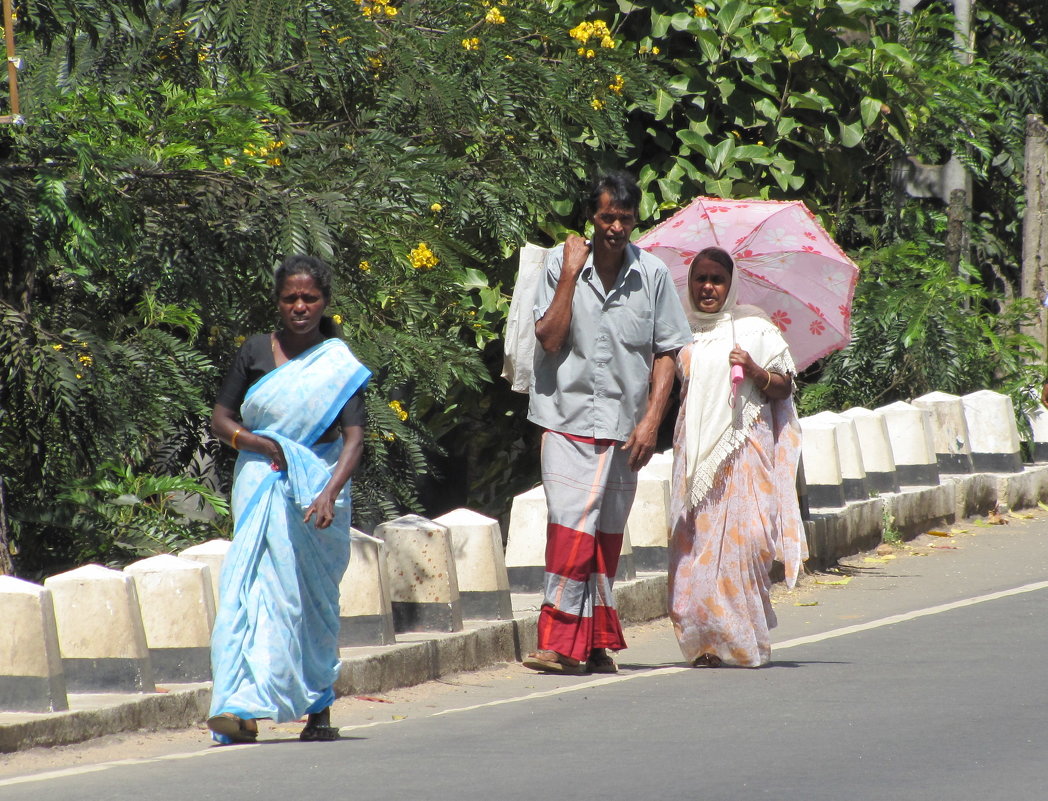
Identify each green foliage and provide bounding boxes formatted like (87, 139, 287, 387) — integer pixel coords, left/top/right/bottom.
(55, 462, 229, 567)
(796, 235, 1042, 417)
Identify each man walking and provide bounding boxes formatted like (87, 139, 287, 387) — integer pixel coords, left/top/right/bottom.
(524, 172, 691, 674)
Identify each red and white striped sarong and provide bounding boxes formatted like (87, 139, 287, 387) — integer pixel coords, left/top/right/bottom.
(537, 430, 638, 662)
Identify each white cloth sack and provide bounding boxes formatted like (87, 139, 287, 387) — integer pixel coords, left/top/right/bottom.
(501, 243, 549, 393)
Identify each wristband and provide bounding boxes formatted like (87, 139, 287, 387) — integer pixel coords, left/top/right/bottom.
(231, 427, 243, 450)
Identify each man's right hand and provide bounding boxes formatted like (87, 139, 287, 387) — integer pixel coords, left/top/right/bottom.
(561, 234, 591, 279)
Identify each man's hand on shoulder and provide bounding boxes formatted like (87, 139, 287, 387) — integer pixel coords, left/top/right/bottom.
(561, 234, 591, 280)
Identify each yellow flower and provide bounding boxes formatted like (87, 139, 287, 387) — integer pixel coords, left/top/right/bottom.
(384, 432, 396, 442)
(485, 7, 505, 24)
(693, 5, 708, 17)
(430, 202, 443, 212)
(51, 344, 63, 351)
(77, 353, 93, 367)
(266, 157, 283, 166)
(359, 260, 372, 272)
(223, 157, 234, 166)
(569, 19, 610, 45)
(234, 335, 246, 346)
(585, 49, 595, 59)
(600, 36, 615, 49)
(75, 373, 83, 380)
(462, 37, 481, 51)
(577, 46, 585, 56)
(384, 6, 397, 16)
(332, 314, 343, 325)
(638, 45, 649, 54)
(388, 400, 409, 421)
(608, 74, 625, 94)
(591, 97, 606, 110)
(651, 46, 660, 55)
(409, 242, 439, 270)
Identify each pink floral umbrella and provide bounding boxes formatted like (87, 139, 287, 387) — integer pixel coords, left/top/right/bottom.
(636, 197, 859, 371)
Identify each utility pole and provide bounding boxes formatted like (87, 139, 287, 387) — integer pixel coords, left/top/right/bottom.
(1021, 115, 1048, 360)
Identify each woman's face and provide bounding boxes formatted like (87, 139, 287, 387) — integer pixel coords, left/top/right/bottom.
(689, 257, 732, 314)
(277, 273, 328, 337)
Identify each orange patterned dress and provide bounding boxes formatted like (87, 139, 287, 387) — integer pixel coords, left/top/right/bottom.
(668, 342, 807, 667)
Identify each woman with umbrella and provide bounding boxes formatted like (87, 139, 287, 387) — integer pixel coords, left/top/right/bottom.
(668, 246, 807, 667)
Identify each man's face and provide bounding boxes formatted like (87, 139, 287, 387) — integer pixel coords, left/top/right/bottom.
(590, 191, 637, 254)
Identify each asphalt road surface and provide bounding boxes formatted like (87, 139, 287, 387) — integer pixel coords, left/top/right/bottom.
(2, 512, 1047, 800)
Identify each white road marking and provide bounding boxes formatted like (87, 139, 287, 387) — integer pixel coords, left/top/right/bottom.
(3, 579, 1045, 787)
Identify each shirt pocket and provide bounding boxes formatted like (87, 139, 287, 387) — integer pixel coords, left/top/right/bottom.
(609, 306, 653, 351)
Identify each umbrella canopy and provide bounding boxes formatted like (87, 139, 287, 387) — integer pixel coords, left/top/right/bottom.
(636, 197, 859, 371)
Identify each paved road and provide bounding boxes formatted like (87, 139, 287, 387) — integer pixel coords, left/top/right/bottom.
(2, 515, 1047, 800)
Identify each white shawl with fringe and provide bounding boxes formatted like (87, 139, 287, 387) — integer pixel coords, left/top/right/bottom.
(684, 282, 795, 509)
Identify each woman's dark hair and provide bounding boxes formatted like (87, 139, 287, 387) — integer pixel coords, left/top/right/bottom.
(691, 246, 734, 275)
(273, 254, 333, 301)
(586, 171, 641, 216)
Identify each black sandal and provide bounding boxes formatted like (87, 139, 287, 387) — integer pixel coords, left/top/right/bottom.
(299, 708, 340, 741)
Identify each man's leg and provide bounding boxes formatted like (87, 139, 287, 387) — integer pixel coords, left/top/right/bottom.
(532, 431, 631, 666)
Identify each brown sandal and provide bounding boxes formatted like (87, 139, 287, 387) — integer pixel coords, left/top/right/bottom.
(207, 713, 258, 744)
(522, 650, 585, 675)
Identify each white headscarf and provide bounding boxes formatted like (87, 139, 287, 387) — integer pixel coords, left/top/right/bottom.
(683, 255, 794, 508)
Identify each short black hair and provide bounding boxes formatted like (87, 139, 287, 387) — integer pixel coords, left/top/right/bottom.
(586, 171, 641, 216)
(273, 254, 333, 301)
(691, 246, 734, 274)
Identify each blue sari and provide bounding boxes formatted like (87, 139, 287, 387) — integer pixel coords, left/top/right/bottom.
(209, 338, 370, 731)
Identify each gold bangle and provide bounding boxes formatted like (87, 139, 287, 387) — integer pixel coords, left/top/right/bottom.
(762, 370, 774, 391)
(231, 428, 243, 450)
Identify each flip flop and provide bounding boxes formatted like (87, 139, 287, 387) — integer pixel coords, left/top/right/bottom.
(207, 713, 258, 744)
(522, 651, 586, 675)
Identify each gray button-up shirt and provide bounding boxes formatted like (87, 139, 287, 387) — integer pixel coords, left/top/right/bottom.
(528, 243, 692, 442)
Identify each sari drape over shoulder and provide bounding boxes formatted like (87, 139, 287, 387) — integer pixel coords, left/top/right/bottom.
(210, 338, 370, 725)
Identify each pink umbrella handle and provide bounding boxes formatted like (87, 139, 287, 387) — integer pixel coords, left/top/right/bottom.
(728, 363, 744, 407)
(730, 364, 744, 394)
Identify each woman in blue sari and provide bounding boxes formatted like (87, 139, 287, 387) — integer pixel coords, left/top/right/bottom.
(207, 255, 371, 744)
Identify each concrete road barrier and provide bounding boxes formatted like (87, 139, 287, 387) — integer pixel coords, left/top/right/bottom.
(44, 565, 155, 693)
(912, 391, 975, 474)
(504, 485, 548, 593)
(962, 390, 1023, 473)
(338, 529, 396, 646)
(799, 420, 846, 508)
(124, 555, 215, 683)
(178, 539, 231, 609)
(840, 407, 900, 494)
(0, 577, 68, 713)
(377, 515, 464, 634)
(434, 508, 513, 621)
(877, 401, 940, 487)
